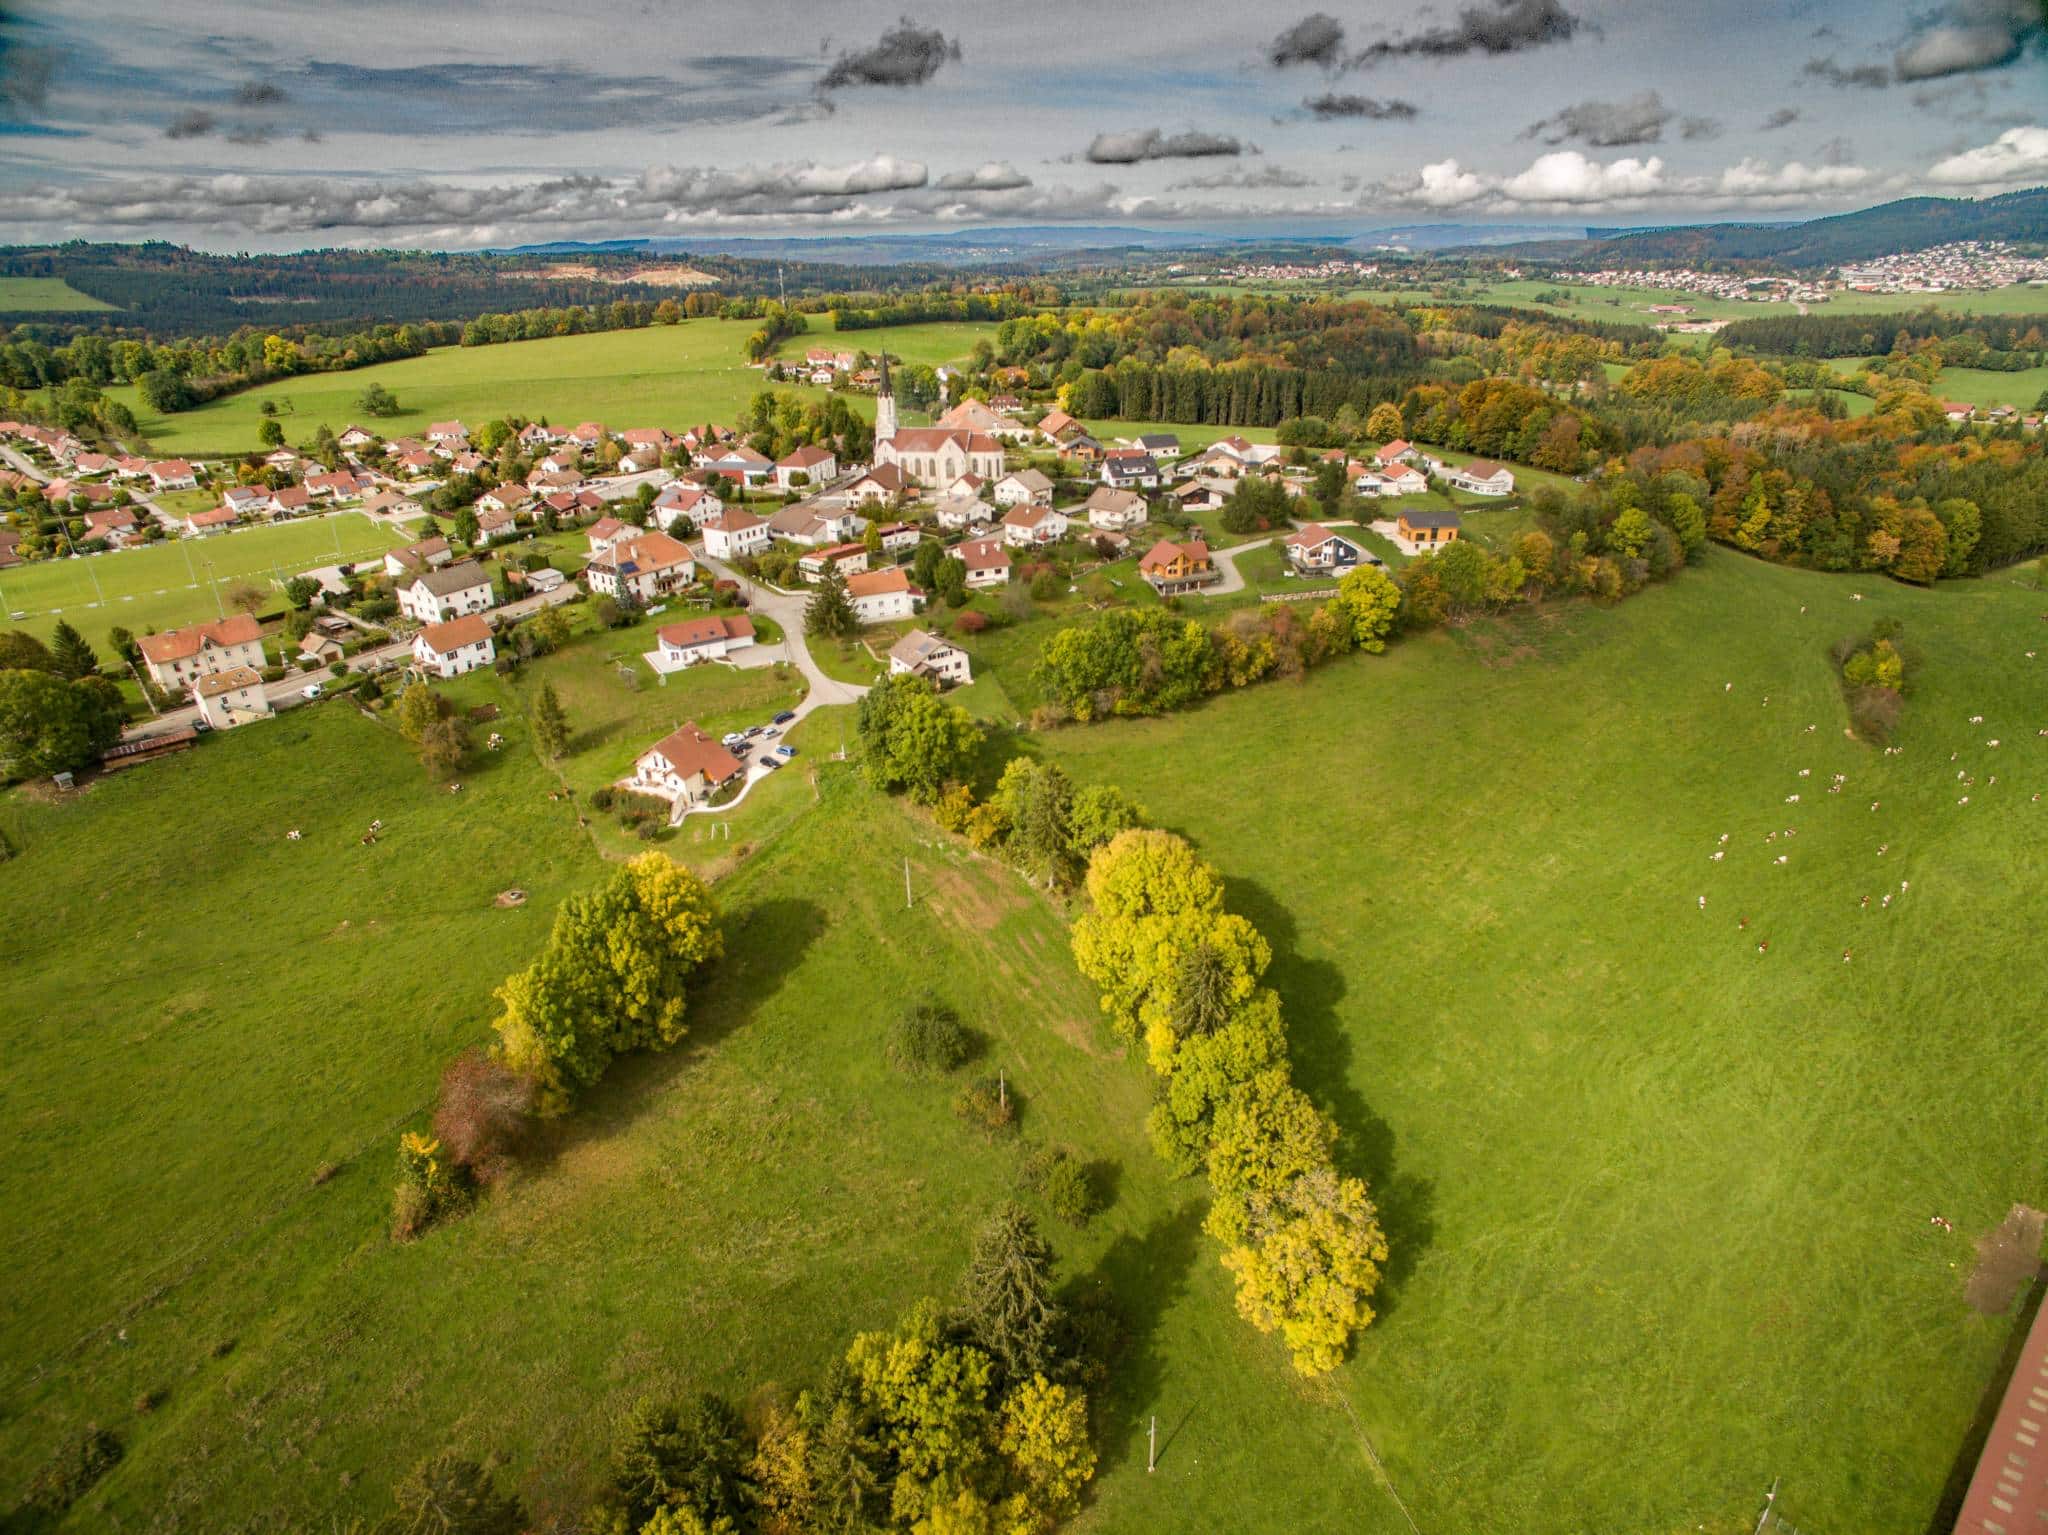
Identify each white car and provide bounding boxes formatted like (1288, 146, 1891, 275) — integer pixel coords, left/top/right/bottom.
(301, 682, 324, 700)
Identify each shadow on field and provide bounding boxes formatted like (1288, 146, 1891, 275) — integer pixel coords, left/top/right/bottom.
(1226, 876, 1437, 1321)
(1081, 1199, 1206, 1478)
(529, 896, 826, 1167)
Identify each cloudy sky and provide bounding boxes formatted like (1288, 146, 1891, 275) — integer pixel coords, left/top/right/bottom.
(0, 0, 2042, 249)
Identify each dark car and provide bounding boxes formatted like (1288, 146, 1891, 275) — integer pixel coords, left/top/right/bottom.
(772, 710, 796, 725)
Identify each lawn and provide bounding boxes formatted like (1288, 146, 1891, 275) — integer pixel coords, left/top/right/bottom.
(0, 513, 409, 652)
(101, 318, 998, 459)
(0, 277, 117, 312)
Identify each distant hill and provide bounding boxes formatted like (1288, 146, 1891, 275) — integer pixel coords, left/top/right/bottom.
(1506, 188, 2048, 269)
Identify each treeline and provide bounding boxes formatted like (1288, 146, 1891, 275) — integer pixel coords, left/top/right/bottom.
(1065, 362, 1421, 429)
(1721, 309, 2048, 365)
(832, 292, 1034, 332)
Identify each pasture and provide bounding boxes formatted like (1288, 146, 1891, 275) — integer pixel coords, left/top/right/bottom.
(1820, 356, 2048, 411)
(0, 277, 117, 312)
(102, 317, 997, 458)
(0, 513, 408, 653)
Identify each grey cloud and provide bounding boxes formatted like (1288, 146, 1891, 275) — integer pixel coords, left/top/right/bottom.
(1168, 165, 1315, 190)
(1761, 106, 1801, 129)
(1896, 0, 2042, 81)
(1354, 0, 1584, 66)
(225, 124, 276, 145)
(818, 18, 960, 90)
(1819, 135, 1856, 166)
(1270, 14, 1347, 68)
(165, 108, 217, 139)
(1085, 128, 1243, 163)
(936, 162, 1031, 191)
(234, 81, 287, 107)
(1304, 93, 1418, 120)
(1523, 90, 1673, 147)
(1802, 55, 1892, 88)
(1680, 115, 1721, 140)
(0, 43, 56, 113)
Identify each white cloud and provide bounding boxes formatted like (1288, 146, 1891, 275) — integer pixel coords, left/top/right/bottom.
(1391, 157, 1491, 207)
(1713, 157, 1871, 197)
(1925, 124, 2048, 184)
(935, 161, 1032, 191)
(1498, 150, 1666, 204)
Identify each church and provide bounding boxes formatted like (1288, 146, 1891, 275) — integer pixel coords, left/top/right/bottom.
(871, 354, 1006, 487)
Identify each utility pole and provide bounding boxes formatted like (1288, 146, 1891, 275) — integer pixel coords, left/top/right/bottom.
(903, 856, 912, 910)
(1147, 1415, 1157, 1473)
(998, 1068, 1006, 1112)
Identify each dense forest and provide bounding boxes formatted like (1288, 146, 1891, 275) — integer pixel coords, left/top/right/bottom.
(1574, 188, 2048, 269)
(1719, 308, 2048, 366)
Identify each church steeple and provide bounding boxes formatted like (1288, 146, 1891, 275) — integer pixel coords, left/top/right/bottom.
(874, 351, 897, 444)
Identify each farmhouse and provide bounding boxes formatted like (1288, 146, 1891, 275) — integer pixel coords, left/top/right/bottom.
(1447, 459, 1514, 495)
(1138, 538, 1220, 595)
(138, 614, 266, 692)
(1284, 522, 1371, 575)
(888, 629, 972, 687)
(958, 537, 1012, 588)
(1000, 502, 1068, 549)
(993, 469, 1053, 509)
(630, 722, 745, 807)
(699, 508, 771, 560)
(192, 666, 273, 729)
(1397, 508, 1462, 547)
(655, 613, 756, 667)
(397, 560, 495, 624)
(845, 567, 919, 624)
(584, 530, 696, 605)
(411, 614, 495, 679)
(384, 536, 452, 579)
(774, 444, 838, 490)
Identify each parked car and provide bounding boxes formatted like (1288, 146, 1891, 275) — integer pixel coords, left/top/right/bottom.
(721, 731, 745, 747)
(774, 744, 797, 760)
(301, 682, 324, 699)
(772, 710, 796, 725)
(758, 754, 781, 770)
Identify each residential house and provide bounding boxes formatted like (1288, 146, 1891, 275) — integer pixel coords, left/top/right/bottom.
(183, 506, 238, 536)
(652, 481, 722, 531)
(1283, 523, 1372, 575)
(1133, 432, 1182, 461)
(701, 445, 774, 487)
(518, 421, 564, 448)
(82, 506, 142, 547)
(1942, 400, 1975, 424)
(1035, 409, 1081, 441)
(412, 614, 496, 678)
(840, 464, 909, 507)
(426, 420, 470, 444)
(958, 537, 1012, 589)
(394, 451, 438, 478)
(1000, 502, 1069, 549)
(937, 398, 1033, 442)
(941, 472, 987, 500)
(298, 630, 345, 668)
(1377, 465, 1428, 496)
(932, 491, 987, 531)
(588, 516, 631, 557)
(1396, 508, 1462, 547)
(1138, 538, 1220, 595)
(193, 666, 274, 729)
(798, 542, 869, 583)
(1084, 485, 1148, 532)
(888, 629, 972, 687)
(1447, 459, 1514, 496)
(537, 446, 584, 477)
(875, 521, 921, 555)
(656, 614, 756, 667)
(219, 486, 270, 517)
(1375, 439, 1419, 467)
(384, 536, 453, 579)
(629, 722, 744, 807)
(874, 428, 1005, 486)
(138, 614, 266, 692)
(584, 530, 696, 605)
(570, 421, 609, 446)
(476, 483, 529, 517)
(1059, 434, 1105, 465)
(146, 459, 198, 492)
(699, 508, 772, 561)
(269, 484, 312, 517)
(766, 501, 860, 547)
(1173, 479, 1228, 512)
(774, 444, 838, 490)
(397, 559, 495, 624)
(474, 505, 520, 544)
(263, 448, 300, 473)
(338, 424, 379, 449)
(304, 470, 365, 501)
(993, 468, 1054, 509)
(845, 567, 919, 624)
(1101, 451, 1161, 490)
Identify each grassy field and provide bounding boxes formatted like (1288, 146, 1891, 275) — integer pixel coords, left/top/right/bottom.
(1820, 356, 2048, 411)
(1343, 278, 2048, 326)
(102, 317, 997, 459)
(0, 277, 116, 312)
(0, 513, 409, 652)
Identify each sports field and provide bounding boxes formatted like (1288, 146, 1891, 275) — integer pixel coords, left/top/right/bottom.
(0, 277, 117, 312)
(0, 513, 408, 652)
(102, 317, 996, 458)
(5, 549, 2045, 1533)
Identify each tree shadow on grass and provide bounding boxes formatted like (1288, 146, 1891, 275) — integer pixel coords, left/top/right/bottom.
(1223, 875, 1437, 1324)
(1075, 1197, 1207, 1481)
(523, 896, 827, 1171)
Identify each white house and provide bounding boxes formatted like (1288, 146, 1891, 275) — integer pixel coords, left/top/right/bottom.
(338, 424, 379, 449)
(875, 521, 921, 555)
(145, 459, 198, 492)
(1448, 459, 1514, 495)
(775, 444, 838, 490)
(837, 464, 909, 507)
(699, 508, 771, 560)
(656, 613, 756, 667)
(958, 537, 1011, 588)
(993, 469, 1054, 509)
(1375, 439, 1419, 468)
(385, 536, 453, 579)
(766, 502, 861, 547)
(193, 665, 274, 729)
(932, 491, 988, 531)
(1000, 502, 1068, 549)
(888, 629, 972, 687)
(653, 482, 721, 532)
(1377, 465, 1428, 496)
(846, 567, 919, 624)
(1283, 522, 1373, 576)
(398, 560, 495, 624)
(137, 614, 267, 692)
(426, 420, 470, 444)
(1084, 485, 1148, 531)
(798, 542, 869, 583)
(1133, 432, 1181, 461)
(630, 721, 745, 807)
(701, 445, 774, 487)
(412, 614, 496, 678)
(585, 530, 696, 605)
(1101, 451, 1161, 490)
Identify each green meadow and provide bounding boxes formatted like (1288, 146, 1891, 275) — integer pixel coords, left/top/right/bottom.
(0, 277, 117, 312)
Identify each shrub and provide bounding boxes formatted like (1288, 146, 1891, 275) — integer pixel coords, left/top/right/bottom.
(955, 1073, 1018, 1137)
(328, 660, 347, 677)
(432, 1051, 536, 1184)
(1021, 1144, 1100, 1227)
(1848, 684, 1904, 742)
(390, 1131, 464, 1241)
(588, 785, 616, 811)
(389, 1180, 434, 1242)
(953, 608, 989, 633)
(889, 995, 973, 1076)
(21, 1426, 123, 1519)
(635, 819, 662, 841)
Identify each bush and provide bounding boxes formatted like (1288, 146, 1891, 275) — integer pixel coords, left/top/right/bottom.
(432, 1051, 536, 1184)
(1848, 684, 1904, 742)
(259, 665, 286, 683)
(888, 995, 973, 1076)
(389, 1180, 434, 1242)
(21, 1425, 123, 1519)
(588, 785, 616, 811)
(1021, 1144, 1101, 1227)
(953, 608, 989, 633)
(954, 1073, 1018, 1137)
(328, 660, 347, 677)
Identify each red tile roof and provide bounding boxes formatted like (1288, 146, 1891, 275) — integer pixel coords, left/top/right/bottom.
(418, 614, 492, 653)
(1955, 1296, 2048, 1535)
(643, 722, 744, 785)
(138, 613, 263, 664)
(657, 614, 755, 650)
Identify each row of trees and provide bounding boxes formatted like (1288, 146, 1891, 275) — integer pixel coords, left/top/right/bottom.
(1071, 829, 1387, 1375)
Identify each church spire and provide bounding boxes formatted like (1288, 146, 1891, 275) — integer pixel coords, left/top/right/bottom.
(873, 350, 897, 444)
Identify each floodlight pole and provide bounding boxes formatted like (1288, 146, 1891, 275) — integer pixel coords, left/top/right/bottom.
(1147, 1415, 1156, 1473)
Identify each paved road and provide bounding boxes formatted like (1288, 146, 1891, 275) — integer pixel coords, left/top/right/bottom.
(1207, 534, 1276, 596)
(120, 582, 579, 742)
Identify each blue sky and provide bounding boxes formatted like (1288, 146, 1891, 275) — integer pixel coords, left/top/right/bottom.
(0, 0, 2041, 248)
